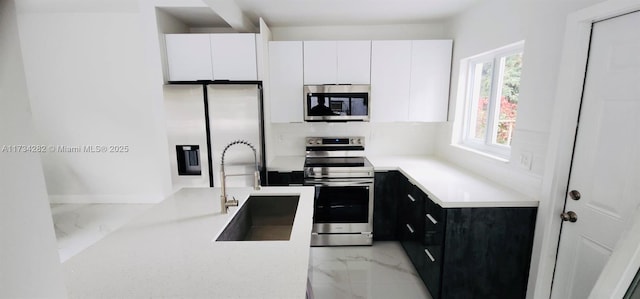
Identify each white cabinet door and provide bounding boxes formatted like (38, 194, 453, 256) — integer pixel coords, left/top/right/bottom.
(165, 34, 213, 81)
(210, 34, 257, 80)
(303, 41, 337, 85)
(370, 40, 412, 122)
(337, 41, 371, 84)
(269, 41, 304, 123)
(409, 40, 452, 122)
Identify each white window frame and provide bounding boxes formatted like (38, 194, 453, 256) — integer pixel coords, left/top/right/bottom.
(460, 41, 524, 160)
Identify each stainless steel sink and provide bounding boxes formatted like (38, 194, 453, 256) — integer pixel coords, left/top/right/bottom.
(216, 195, 299, 241)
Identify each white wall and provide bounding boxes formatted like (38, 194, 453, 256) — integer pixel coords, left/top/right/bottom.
(271, 122, 438, 157)
(436, 0, 603, 195)
(435, 0, 604, 298)
(16, 5, 171, 203)
(0, 0, 67, 297)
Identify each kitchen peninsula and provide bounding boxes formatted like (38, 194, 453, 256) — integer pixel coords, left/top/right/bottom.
(62, 187, 315, 298)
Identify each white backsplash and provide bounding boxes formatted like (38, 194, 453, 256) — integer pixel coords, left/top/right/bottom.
(269, 122, 438, 157)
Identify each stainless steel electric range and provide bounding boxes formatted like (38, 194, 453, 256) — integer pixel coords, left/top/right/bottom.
(303, 137, 374, 246)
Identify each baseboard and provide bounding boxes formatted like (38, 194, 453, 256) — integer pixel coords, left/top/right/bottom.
(48, 193, 165, 204)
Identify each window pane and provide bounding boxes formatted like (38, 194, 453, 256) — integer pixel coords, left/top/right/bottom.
(494, 53, 522, 145)
(470, 61, 493, 140)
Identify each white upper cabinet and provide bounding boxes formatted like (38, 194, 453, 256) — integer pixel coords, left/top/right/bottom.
(210, 34, 257, 81)
(409, 40, 452, 122)
(165, 34, 213, 81)
(371, 40, 453, 122)
(370, 40, 412, 122)
(337, 41, 371, 84)
(303, 41, 371, 85)
(165, 33, 257, 81)
(269, 41, 304, 123)
(303, 41, 337, 84)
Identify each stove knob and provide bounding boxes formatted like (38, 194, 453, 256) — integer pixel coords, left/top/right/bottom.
(307, 139, 314, 145)
(356, 138, 362, 144)
(315, 139, 321, 145)
(350, 138, 355, 144)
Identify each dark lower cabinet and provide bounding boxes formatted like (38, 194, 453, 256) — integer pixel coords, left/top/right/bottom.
(398, 177, 426, 268)
(435, 207, 537, 299)
(419, 198, 445, 298)
(373, 171, 400, 240)
(266, 171, 304, 186)
(388, 173, 538, 299)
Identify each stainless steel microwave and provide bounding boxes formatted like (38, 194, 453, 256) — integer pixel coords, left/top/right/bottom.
(303, 85, 370, 122)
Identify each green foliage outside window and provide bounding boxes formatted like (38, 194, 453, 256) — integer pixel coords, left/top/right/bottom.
(474, 53, 522, 145)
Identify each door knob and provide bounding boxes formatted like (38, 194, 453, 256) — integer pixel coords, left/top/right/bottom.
(569, 190, 581, 200)
(561, 211, 578, 222)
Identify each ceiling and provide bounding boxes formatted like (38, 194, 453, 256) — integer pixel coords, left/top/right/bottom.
(16, 0, 140, 13)
(235, 0, 479, 27)
(158, 7, 230, 27)
(16, 0, 479, 28)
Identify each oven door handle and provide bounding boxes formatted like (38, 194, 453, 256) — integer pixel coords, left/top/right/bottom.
(304, 179, 373, 187)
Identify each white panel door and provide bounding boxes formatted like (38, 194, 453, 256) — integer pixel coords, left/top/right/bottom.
(210, 34, 257, 81)
(303, 41, 337, 85)
(165, 34, 213, 81)
(552, 11, 640, 299)
(337, 40, 371, 84)
(269, 41, 303, 123)
(370, 40, 412, 122)
(409, 40, 452, 122)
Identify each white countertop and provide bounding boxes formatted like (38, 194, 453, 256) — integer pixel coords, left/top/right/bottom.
(62, 186, 315, 298)
(368, 156, 537, 208)
(268, 155, 538, 208)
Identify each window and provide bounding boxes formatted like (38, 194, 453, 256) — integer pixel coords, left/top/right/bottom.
(460, 42, 524, 158)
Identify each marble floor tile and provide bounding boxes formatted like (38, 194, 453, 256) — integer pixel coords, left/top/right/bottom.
(51, 203, 153, 262)
(312, 281, 353, 299)
(309, 260, 351, 284)
(311, 246, 349, 264)
(310, 242, 432, 299)
(350, 281, 432, 299)
(346, 260, 419, 285)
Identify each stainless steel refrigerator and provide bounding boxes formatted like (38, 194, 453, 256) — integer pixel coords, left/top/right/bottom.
(164, 83, 264, 190)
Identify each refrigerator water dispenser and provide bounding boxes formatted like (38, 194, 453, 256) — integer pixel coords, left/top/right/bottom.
(176, 145, 201, 176)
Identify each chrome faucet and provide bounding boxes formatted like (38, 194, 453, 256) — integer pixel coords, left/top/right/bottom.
(220, 140, 261, 214)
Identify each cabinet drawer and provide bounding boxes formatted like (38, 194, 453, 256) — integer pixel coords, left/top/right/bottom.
(419, 245, 442, 298)
(425, 199, 444, 223)
(400, 222, 420, 238)
(421, 197, 444, 298)
(404, 186, 425, 220)
(400, 222, 423, 267)
(424, 213, 443, 246)
(407, 184, 426, 202)
(424, 200, 445, 246)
